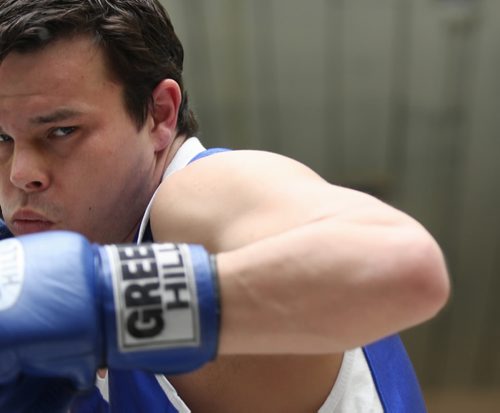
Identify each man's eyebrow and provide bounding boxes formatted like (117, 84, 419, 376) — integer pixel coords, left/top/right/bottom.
(29, 109, 83, 125)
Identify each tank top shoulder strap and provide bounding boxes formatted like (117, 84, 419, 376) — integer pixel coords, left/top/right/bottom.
(363, 335, 427, 412)
(188, 147, 231, 164)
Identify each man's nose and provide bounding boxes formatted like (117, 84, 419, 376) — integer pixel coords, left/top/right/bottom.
(9, 148, 50, 193)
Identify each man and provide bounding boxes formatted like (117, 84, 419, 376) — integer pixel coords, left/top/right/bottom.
(0, 1, 450, 412)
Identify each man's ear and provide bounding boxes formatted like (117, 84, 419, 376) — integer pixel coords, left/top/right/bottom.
(150, 79, 182, 152)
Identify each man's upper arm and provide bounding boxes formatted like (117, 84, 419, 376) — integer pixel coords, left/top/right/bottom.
(149, 150, 450, 354)
(150, 150, 396, 249)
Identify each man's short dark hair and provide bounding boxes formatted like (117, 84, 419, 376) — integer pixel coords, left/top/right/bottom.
(0, 0, 198, 137)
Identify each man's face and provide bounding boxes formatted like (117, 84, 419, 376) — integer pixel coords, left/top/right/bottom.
(0, 36, 160, 243)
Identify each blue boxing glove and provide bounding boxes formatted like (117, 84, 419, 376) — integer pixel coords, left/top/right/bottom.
(0, 231, 220, 393)
(0, 222, 77, 413)
(0, 219, 12, 239)
(0, 375, 77, 412)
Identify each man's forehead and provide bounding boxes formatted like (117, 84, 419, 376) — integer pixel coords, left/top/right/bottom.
(0, 36, 107, 89)
(0, 37, 121, 117)
(0, 37, 121, 133)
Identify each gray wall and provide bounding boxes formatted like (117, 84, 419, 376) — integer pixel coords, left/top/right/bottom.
(161, 0, 500, 391)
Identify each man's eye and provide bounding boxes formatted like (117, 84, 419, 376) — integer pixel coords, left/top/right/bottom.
(51, 127, 77, 138)
(0, 134, 13, 143)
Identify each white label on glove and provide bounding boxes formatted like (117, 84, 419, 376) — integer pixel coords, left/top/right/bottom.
(0, 239, 24, 311)
(107, 243, 200, 351)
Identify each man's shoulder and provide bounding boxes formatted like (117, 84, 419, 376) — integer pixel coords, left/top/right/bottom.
(163, 148, 319, 191)
(148, 147, 379, 250)
(155, 148, 322, 210)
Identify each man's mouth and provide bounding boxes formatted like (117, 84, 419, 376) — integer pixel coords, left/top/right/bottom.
(11, 210, 54, 235)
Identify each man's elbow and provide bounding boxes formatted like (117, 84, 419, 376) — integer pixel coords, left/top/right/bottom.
(397, 229, 451, 325)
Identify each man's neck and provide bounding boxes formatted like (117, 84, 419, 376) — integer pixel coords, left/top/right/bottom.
(160, 134, 189, 177)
